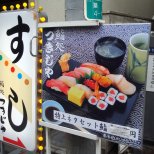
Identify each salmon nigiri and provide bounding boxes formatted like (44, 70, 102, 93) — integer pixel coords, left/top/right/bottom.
(46, 79, 69, 95)
(107, 74, 136, 95)
(81, 63, 110, 75)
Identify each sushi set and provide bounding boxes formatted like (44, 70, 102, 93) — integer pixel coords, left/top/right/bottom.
(43, 53, 139, 125)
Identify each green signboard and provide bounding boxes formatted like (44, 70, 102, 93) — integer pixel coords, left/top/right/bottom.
(84, 0, 102, 20)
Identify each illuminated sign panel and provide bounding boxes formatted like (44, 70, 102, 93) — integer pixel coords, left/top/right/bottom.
(0, 11, 37, 151)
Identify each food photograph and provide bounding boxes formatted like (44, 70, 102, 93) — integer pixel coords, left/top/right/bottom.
(41, 23, 151, 148)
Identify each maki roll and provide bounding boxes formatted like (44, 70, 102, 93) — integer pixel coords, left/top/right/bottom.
(107, 88, 118, 97)
(88, 96, 98, 105)
(116, 93, 127, 103)
(99, 91, 107, 100)
(97, 100, 108, 111)
(105, 95, 116, 105)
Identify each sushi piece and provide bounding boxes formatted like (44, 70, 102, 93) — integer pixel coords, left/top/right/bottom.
(99, 91, 107, 100)
(81, 63, 110, 75)
(74, 68, 86, 76)
(58, 53, 71, 72)
(68, 86, 85, 107)
(93, 82, 100, 100)
(107, 88, 118, 97)
(116, 93, 128, 103)
(84, 79, 95, 90)
(107, 74, 136, 95)
(105, 95, 116, 105)
(75, 84, 93, 99)
(88, 96, 98, 105)
(97, 100, 108, 110)
(92, 73, 112, 88)
(58, 76, 76, 87)
(46, 79, 69, 95)
(76, 67, 93, 76)
(63, 70, 83, 78)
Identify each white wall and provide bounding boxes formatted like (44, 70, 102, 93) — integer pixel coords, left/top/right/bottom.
(103, 0, 154, 18)
(37, 0, 65, 21)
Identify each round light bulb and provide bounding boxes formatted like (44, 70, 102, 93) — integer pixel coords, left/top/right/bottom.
(39, 69, 42, 74)
(38, 127, 43, 132)
(38, 136, 43, 141)
(38, 109, 42, 113)
(38, 49, 42, 54)
(39, 39, 43, 45)
(38, 80, 42, 84)
(38, 89, 42, 94)
(38, 6, 43, 12)
(38, 28, 43, 33)
(39, 59, 42, 64)
(2, 6, 7, 11)
(16, 4, 20, 9)
(39, 17, 46, 23)
(23, 2, 28, 8)
(30, 2, 35, 8)
(38, 99, 42, 104)
(10, 5, 14, 10)
(38, 146, 43, 151)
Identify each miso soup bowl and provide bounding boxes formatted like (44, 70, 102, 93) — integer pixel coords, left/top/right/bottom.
(94, 37, 126, 72)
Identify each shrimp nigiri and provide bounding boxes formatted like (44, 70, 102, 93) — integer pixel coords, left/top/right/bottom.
(76, 67, 93, 76)
(81, 63, 110, 75)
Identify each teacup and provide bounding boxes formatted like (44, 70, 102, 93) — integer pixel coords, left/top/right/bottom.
(126, 33, 150, 84)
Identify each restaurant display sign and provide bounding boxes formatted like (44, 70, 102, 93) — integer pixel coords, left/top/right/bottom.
(42, 23, 151, 148)
(0, 11, 37, 151)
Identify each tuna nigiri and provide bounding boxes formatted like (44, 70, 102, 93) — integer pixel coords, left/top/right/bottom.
(75, 84, 93, 99)
(58, 76, 76, 87)
(46, 79, 69, 95)
(81, 63, 110, 75)
(107, 74, 136, 95)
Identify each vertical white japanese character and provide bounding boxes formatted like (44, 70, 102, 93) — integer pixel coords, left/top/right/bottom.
(44, 41, 53, 54)
(45, 67, 54, 78)
(45, 54, 54, 66)
(55, 42, 65, 52)
(93, 2, 98, 8)
(55, 29, 65, 40)
(45, 31, 54, 41)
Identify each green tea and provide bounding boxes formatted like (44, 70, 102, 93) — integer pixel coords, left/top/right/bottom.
(133, 42, 148, 50)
